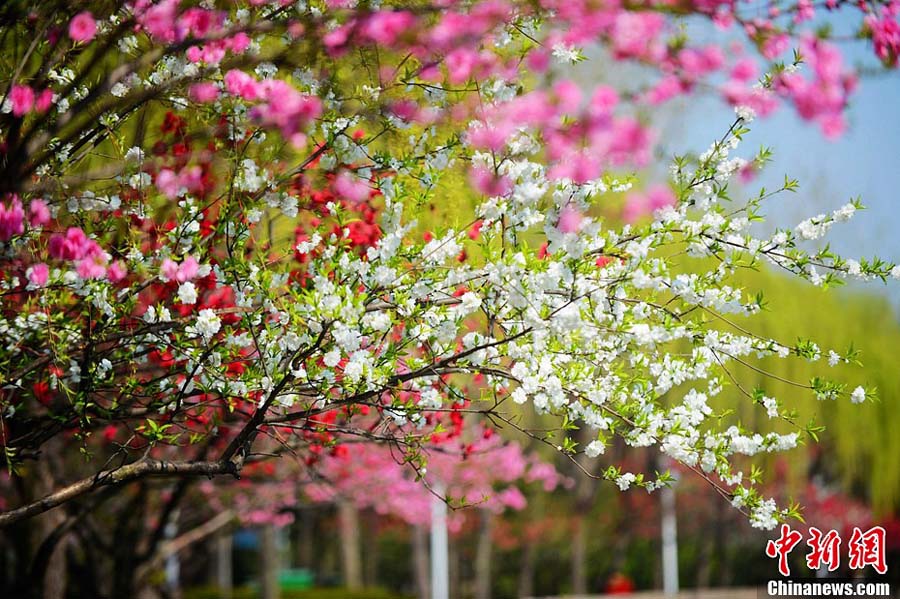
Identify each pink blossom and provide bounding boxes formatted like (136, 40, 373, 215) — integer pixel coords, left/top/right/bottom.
(362, 11, 416, 46)
(161, 257, 199, 282)
(190, 82, 219, 103)
(387, 99, 422, 123)
(469, 166, 512, 197)
(739, 161, 757, 183)
(68, 12, 97, 43)
(497, 487, 527, 511)
(646, 185, 676, 211)
(611, 12, 666, 62)
(224, 69, 261, 100)
(589, 86, 619, 115)
(730, 58, 758, 82)
(181, 7, 223, 38)
(607, 118, 652, 167)
(445, 48, 479, 84)
(429, 2, 511, 51)
(155, 169, 180, 199)
(48, 227, 103, 261)
(868, 13, 900, 67)
(526, 48, 550, 72)
(323, 24, 353, 55)
(773, 37, 855, 138)
(712, 10, 735, 29)
(179, 166, 204, 194)
(642, 75, 687, 105)
(333, 172, 370, 203)
(161, 259, 180, 281)
(466, 122, 514, 152)
(622, 185, 675, 222)
(296, 432, 560, 531)
(10, 85, 34, 117)
(27, 263, 49, 287)
(526, 461, 566, 491)
(557, 205, 583, 233)
(249, 80, 322, 143)
(107, 261, 127, 283)
(761, 33, 790, 60)
(548, 153, 600, 183)
(287, 133, 308, 149)
(819, 113, 846, 139)
(505, 91, 555, 127)
(677, 46, 725, 81)
(76, 256, 108, 280)
(28, 199, 51, 227)
(136, 0, 180, 42)
(228, 32, 252, 54)
(187, 44, 225, 65)
(793, 0, 815, 23)
(35, 89, 54, 113)
(177, 256, 200, 282)
(720, 81, 778, 116)
(553, 80, 582, 114)
(0, 196, 25, 241)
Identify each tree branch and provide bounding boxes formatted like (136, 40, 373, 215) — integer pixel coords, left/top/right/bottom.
(135, 509, 236, 583)
(0, 459, 237, 528)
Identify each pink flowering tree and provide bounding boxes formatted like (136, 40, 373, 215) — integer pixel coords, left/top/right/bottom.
(1, 0, 899, 594)
(301, 431, 564, 529)
(199, 422, 564, 529)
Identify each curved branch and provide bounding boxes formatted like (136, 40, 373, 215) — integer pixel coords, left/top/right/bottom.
(135, 509, 236, 584)
(0, 458, 237, 528)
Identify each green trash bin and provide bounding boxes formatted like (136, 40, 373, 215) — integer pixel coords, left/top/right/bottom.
(278, 568, 314, 591)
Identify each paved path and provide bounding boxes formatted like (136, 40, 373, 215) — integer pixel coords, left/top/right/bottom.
(534, 588, 760, 599)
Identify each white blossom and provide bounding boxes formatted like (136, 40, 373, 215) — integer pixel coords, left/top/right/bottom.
(177, 282, 198, 305)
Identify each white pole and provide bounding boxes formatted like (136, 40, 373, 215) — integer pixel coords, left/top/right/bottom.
(430, 482, 449, 599)
(661, 485, 679, 596)
(164, 515, 180, 593)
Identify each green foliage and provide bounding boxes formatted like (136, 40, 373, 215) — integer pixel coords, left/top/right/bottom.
(724, 267, 900, 512)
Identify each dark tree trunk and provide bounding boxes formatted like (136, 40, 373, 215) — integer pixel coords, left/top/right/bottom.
(449, 535, 460, 599)
(260, 524, 280, 599)
(411, 525, 430, 599)
(362, 509, 379, 587)
(715, 499, 732, 586)
(570, 428, 597, 595)
(214, 529, 233, 599)
(296, 505, 315, 569)
(474, 510, 494, 599)
(111, 484, 149, 599)
(517, 494, 542, 599)
(695, 522, 713, 589)
(518, 535, 538, 598)
(338, 500, 363, 590)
